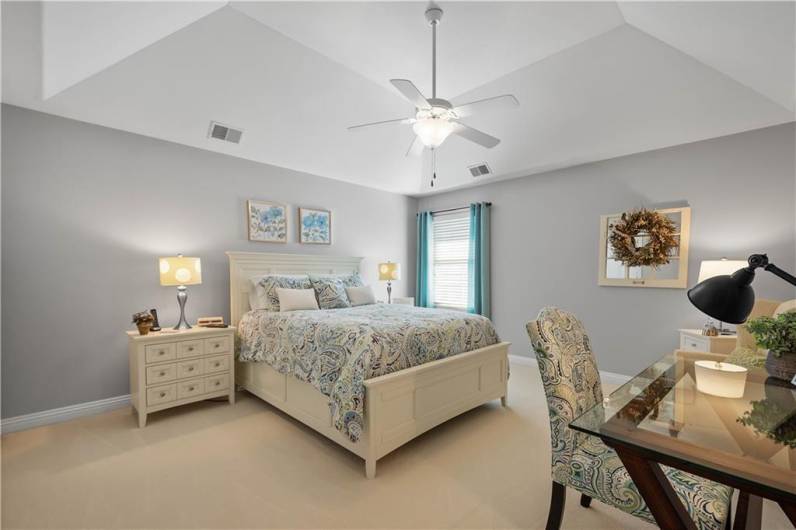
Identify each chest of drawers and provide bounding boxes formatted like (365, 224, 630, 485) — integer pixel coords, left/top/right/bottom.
(127, 327, 235, 427)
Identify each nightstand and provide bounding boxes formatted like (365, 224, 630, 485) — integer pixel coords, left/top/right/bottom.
(392, 297, 415, 306)
(678, 329, 737, 356)
(127, 326, 235, 427)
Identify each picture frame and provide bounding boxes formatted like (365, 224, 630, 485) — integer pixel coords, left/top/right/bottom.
(247, 200, 287, 243)
(298, 207, 331, 245)
(598, 206, 691, 288)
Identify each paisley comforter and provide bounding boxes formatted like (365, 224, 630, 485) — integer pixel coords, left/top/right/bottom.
(238, 303, 499, 442)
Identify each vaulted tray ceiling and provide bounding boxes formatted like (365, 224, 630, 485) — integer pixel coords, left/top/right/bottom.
(3, 1, 793, 195)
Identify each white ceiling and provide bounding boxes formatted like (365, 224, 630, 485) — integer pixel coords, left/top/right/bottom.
(3, 1, 794, 196)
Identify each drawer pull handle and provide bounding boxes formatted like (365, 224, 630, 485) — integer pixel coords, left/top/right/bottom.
(215, 381, 220, 386)
(159, 350, 165, 355)
(214, 343, 220, 348)
(214, 362, 220, 367)
(188, 347, 194, 351)
(159, 371, 166, 377)
(159, 392, 166, 398)
(188, 386, 195, 391)
(188, 366, 194, 371)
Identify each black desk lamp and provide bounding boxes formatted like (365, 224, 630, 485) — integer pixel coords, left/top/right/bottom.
(688, 254, 796, 324)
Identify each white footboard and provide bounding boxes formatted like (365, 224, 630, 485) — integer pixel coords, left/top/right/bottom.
(236, 341, 510, 478)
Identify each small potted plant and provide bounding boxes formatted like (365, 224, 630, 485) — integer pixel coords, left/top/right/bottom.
(745, 311, 796, 381)
(132, 311, 155, 336)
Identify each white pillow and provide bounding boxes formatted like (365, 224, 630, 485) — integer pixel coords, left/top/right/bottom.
(249, 274, 310, 311)
(345, 285, 376, 306)
(248, 279, 269, 310)
(774, 299, 796, 316)
(277, 288, 319, 312)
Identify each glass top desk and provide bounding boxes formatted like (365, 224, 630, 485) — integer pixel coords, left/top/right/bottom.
(570, 351, 795, 530)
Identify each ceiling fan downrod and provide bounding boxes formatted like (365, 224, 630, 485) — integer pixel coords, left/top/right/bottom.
(425, 5, 443, 99)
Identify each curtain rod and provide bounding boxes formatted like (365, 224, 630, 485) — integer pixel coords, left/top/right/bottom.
(417, 202, 492, 216)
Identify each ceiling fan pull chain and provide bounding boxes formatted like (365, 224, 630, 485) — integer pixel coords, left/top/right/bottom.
(430, 148, 437, 187)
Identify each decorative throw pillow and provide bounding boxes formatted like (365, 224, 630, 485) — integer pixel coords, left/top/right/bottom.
(277, 288, 319, 312)
(345, 285, 376, 306)
(256, 275, 312, 311)
(310, 276, 351, 309)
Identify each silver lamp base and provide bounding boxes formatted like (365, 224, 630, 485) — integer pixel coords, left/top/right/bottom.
(174, 285, 192, 330)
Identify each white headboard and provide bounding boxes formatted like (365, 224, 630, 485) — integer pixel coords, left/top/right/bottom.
(226, 251, 363, 326)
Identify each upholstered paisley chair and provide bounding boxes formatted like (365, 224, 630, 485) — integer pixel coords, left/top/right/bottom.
(527, 307, 733, 530)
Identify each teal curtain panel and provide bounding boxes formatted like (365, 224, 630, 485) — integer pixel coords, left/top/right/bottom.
(468, 202, 491, 318)
(416, 211, 434, 307)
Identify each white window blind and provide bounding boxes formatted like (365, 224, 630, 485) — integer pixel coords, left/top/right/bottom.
(432, 210, 470, 310)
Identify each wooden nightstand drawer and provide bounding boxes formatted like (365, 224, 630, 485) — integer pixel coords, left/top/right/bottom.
(678, 329, 737, 356)
(177, 359, 203, 379)
(147, 384, 176, 406)
(204, 336, 231, 355)
(177, 378, 204, 400)
(177, 339, 204, 359)
(680, 335, 710, 352)
(204, 355, 229, 374)
(145, 343, 176, 363)
(146, 363, 176, 385)
(205, 373, 229, 393)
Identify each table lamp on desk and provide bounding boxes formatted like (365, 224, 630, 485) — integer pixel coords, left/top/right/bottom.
(694, 258, 747, 334)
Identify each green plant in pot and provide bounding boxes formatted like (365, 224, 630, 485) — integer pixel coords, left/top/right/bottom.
(745, 311, 796, 381)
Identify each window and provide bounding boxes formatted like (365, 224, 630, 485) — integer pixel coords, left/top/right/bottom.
(432, 210, 470, 310)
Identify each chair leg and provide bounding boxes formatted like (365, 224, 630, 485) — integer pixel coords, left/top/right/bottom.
(546, 481, 567, 530)
(580, 494, 592, 508)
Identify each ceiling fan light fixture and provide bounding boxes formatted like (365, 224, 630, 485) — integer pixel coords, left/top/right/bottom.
(413, 117, 454, 148)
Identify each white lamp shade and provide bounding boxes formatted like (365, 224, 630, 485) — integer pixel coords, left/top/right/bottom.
(412, 118, 454, 148)
(694, 361, 748, 398)
(378, 262, 401, 281)
(159, 256, 202, 286)
(697, 259, 747, 283)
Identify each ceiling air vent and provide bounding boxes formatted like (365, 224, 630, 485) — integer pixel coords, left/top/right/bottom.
(208, 121, 243, 144)
(468, 163, 491, 177)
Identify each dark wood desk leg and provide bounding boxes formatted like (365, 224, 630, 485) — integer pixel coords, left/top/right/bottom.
(778, 500, 796, 527)
(613, 446, 697, 530)
(733, 491, 762, 530)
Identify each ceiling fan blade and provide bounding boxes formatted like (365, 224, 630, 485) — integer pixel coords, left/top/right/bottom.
(390, 79, 431, 109)
(347, 117, 413, 131)
(453, 95, 519, 118)
(405, 136, 425, 157)
(451, 122, 501, 148)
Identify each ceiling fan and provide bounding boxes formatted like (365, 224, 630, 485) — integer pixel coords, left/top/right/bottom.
(347, 4, 519, 158)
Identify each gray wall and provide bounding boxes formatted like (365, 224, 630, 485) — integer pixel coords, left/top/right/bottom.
(419, 123, 796, 375)
(1, 105, 417, 418)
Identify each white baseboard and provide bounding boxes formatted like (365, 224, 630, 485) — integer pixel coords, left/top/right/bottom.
(2, 356, 630, 435)
(1, 394, 131, 434)
(508, 354, 631, 387)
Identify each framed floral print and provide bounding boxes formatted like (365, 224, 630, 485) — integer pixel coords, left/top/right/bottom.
(247, 200, 287, 243)
(299, 208, 331, 245)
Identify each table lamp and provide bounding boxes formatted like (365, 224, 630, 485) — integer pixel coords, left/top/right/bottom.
(378, 262, 401, 304)
(159, 255, 202, 330)
(688, 254, 796, 324)
(695, 258, 747, 334)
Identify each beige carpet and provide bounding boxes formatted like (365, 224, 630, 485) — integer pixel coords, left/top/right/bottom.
(1, 361, 790, 529)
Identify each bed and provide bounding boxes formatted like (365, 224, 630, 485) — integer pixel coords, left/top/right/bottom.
(228, 251, 510, 478)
